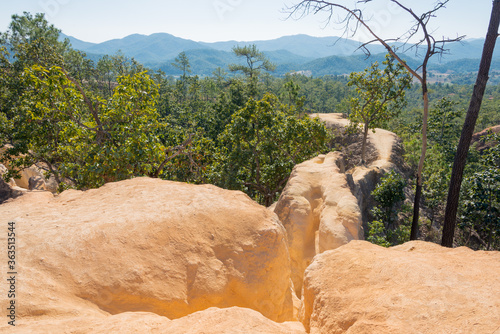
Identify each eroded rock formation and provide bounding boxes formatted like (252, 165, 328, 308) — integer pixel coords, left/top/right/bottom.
(0, 163, 25, 204)
(274, 152, 362, 296)
(300, 241, 500, 334)
(1, 115, 498, 333)
(274, 113, 403, 296)
(3, 307, 307, 334)
(0, 177, 295, 332)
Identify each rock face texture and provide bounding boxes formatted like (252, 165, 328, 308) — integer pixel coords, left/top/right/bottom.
(0, 177, 294, 329)
(3, 308, 307, 334)
(0, 175, 13, 204)
(1, 145, 58, 194)
(11, 164, 58, 193)
(0, 163, 25, 204)
(274, 152, 362, 296)
(312, 113, 404, 221)
(275, 113, 403, 297)
(155, 307, 306, 334)
(300, 240, 500, 334)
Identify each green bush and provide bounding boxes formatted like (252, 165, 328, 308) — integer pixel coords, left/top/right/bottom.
(368, 170, 410, 247)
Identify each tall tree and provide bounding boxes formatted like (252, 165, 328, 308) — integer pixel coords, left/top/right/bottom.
(288, 0, 463, 240)
(2, 12, 68, 68)
(459, 135, 500, 250)
(0, 13, 196, 190)
(216, 93, 329, 206)
(228, 44, 276, 96)
(171, 51, 191, 78)
(0, 12, 70, 176)
(442, 0, 500, 247)
(348, 54, 411, 164)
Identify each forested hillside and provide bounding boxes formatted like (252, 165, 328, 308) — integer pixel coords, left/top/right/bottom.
(1, 13, 499, 250)
(60, 32, 500, 79)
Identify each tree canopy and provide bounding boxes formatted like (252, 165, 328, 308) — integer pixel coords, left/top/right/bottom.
(348, 54, 411, 164)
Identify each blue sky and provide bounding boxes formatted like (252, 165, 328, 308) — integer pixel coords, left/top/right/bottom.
(0, 0, 493, 43)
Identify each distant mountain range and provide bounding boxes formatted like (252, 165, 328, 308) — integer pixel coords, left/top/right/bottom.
(60, 33, 500, 77)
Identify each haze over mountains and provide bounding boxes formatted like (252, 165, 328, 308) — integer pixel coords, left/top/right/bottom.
(61, 32, 500, 77)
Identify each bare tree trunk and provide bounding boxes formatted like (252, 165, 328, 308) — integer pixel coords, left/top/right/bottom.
(361, 123, 369, 164)
(441, 0, 500, 247)
(410, 80, 429, 240)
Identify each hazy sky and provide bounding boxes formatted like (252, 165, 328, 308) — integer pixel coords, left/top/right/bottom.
(0, 0, 494, 43)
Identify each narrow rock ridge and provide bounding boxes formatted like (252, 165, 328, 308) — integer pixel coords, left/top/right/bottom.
(274, 113, 401, 297)
(274, 152, 361, 297)
(314, 113, 404, 225)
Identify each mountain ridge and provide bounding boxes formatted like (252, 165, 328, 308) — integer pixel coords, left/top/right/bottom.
(60, 33, 500, 76)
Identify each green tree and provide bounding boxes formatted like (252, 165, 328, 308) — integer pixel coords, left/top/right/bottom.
(368, 170, 410, 247)
(288, 0, 463, 242)
(442, 0, 500, 247)
(228, 44, 276, 97)
(111, 50, 144, 76)
(2, 12, 68, 68)
(459, 132, 500, 250)
(0, 12, 71, 181)
(215, 93, 329, 206)
(427, 98, 462, 155)
(96, 55, 116, 97)
(3, 65, 168, 189)
(418, 98, 463, 224)
(348, 55, 411, 164)
(280, 79, 305, 113)
(172, 51, 191, 78)
(460, 168, 500, 250)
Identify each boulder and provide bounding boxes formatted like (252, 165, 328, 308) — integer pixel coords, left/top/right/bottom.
(300, 240, 500, 334)
(0, 163, 25, 203)
(0, 177, 12, 204)
(28, 176, 47, 191)
(13, 164, 58, 193)
(13, 165, 42, 189)
(274, 152, 362, 297)
(1, 145, 58, 193)
(2, 308, 306, 334)
(0, 177, 293, 323)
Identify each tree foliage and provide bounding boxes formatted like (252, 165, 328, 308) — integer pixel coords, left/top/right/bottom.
(348, 54, 411, 163)
(4, 65, 166, 189)
(229, 44, 276, 97)
(368, 170, 410, 247)
(459, 133, 500, 250)
(215, 93, 330, 206)
(172, 51, 191, 78)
